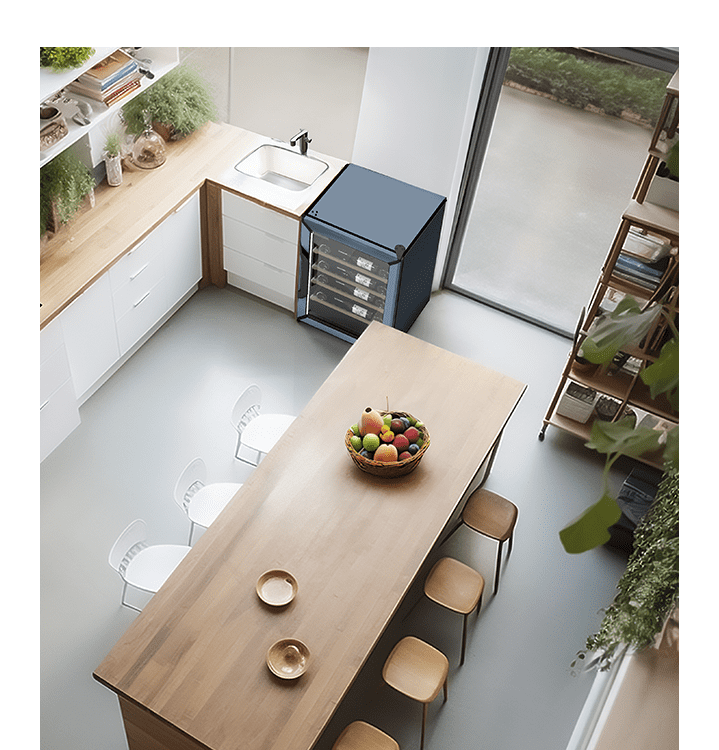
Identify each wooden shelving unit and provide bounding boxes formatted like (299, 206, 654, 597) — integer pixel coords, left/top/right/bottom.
(540, 70, 679, 470)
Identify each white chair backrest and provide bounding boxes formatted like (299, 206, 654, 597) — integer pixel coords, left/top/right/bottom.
(173, 458, 207, 511)
(108, 519, 148, 575)
(231, 384, 262, 436)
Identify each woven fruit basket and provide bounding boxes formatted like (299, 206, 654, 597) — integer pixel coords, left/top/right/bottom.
(345, 410, 430, 477)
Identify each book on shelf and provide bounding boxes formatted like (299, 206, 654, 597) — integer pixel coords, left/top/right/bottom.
(66, 72, 142, 105)
(79, 50, 138, 89)
(103, 77, 142, 106)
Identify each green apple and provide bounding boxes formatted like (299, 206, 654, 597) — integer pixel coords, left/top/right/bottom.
(362, 433, 381, 452)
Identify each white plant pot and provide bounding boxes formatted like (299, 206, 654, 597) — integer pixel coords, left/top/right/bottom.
(104, 154, 123, 187)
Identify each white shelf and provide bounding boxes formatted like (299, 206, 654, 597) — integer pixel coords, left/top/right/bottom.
(40, 48, 116, 104)
(40, 47, 179, 168)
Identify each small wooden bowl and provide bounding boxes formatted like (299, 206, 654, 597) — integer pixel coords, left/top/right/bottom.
(345, 410, 430, 478)
(256, 570, 298, 607)
(266, 638, 310, 679)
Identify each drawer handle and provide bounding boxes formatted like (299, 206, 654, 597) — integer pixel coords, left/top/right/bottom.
(133, 291, 151, 307)
(130, 263, 149, 280)
(40, 399, 50, 411)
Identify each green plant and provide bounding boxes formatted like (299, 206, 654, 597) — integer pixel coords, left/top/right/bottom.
(572, 463, 678, 673)
(40, 47, 95, 72)
(122, 64, 217, 139)
(40, 149, 95, 234)
(559, 295, 678, 554)
(104, 131, 123, 158)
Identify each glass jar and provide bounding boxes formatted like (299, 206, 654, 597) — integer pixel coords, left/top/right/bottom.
(130, 113, 166, 170)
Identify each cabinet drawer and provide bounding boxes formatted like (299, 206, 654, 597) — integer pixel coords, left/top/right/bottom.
(111, 252, 166, 319)
(223, 246, 295, 297)
(40, 316, 64, 362)
(223, 215, 297, 273)
(109, 230, 163, 293)
(40, 378, 80, 462)
(41, 344, 72, 405)
(115, 281, 169, 355)
(222, 191, 298, 244)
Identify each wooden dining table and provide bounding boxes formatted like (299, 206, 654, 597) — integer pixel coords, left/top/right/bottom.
(93, 321, 526, 750)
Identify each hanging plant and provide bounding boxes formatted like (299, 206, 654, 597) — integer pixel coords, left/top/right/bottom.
(40, 47, 95, 72)
(571, 464, 679, 673)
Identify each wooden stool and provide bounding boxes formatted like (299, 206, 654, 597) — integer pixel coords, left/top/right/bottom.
(332, 720, 400, 750)
(424, 557, 484, 665)
(447, 488, 518, 594)
(382, 636, 448, 750)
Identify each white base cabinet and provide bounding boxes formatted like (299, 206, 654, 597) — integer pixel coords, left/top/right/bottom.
(61, 272, 120, 399)
(222, 191, 299, 311)
(41, 190, 202, 461)
(40, 317, 80, 462)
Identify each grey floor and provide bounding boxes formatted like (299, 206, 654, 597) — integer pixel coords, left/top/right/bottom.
(40, 285, 631, 750)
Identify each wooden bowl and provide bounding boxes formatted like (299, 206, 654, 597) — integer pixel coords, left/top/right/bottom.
(266, 638, 310, 679)
(345, 410, 430, 478)
(256, 570, 298, 607)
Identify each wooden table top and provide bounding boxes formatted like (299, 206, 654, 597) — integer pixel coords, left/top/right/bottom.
(94, 322, 526, 750)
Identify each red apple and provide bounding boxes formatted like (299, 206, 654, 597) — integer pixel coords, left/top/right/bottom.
(404, 426, 420, 443)
(398, 451, 412, 461)
(392, 434, 410, 452)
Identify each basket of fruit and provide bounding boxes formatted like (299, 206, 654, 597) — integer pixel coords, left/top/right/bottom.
(345, 407, 430, 477)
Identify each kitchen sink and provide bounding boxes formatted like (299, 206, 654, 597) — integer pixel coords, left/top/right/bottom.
(234, 144, 329, 191)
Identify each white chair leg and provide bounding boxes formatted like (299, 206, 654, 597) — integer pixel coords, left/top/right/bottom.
(121, 582, 142, 613)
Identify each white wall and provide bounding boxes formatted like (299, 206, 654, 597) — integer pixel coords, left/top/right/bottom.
(228, 48, 368, 162)
(352, 47, 490, 289)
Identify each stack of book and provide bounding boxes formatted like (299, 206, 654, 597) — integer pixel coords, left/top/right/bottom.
(613, 252, 668, 291)
(66, 50, 141, 107)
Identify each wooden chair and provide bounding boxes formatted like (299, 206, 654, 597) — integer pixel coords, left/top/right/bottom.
(424, 557, 484, 666)
(332, 721, 399, 750)
(445, 488, 518, 594)
(382, 636, 448, 750)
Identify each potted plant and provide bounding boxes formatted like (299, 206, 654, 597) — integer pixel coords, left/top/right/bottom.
(122, 64, 217, 141)
(40, 149, 95, 235)
(40, 47, 95, 72)
(104, 131, 124, 187)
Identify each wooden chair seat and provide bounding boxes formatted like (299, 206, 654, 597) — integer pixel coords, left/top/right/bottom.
(332, 720, 399, 750)
(453, 488, 518, 594)
(424, 557, 484, 665)
(382, 636, 448, 750)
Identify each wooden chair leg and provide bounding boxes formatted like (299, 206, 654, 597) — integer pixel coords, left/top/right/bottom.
(460, 613, 468, 666)
(443, 677, 448, 702)
(421, 702, 427, 750)
(494, 539, 504, 594)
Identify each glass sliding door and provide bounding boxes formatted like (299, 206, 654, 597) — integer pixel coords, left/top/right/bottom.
(443, 47, 675, 337)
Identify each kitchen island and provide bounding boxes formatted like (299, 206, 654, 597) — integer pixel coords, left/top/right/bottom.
(93, 320, 526, 750)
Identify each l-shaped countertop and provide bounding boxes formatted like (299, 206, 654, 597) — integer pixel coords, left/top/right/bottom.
(40, 121, 348, 329)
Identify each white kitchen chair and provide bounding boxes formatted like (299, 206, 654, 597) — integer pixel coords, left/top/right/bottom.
(173, 457, 243, 544)
(108, 519, 191, 613)
(230, 384, 295, 466)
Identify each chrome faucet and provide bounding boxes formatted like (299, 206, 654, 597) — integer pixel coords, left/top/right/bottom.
(290, 129, 312, 156)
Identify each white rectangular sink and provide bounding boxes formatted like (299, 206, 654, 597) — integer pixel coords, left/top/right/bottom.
(235, 144, 329, 191)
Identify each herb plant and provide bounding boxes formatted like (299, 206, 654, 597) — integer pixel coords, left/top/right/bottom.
(40, 149, 95, 234)
(122, 64, 217, 139)
(104, 131, 123, 158)
(40, 47, 95, 72)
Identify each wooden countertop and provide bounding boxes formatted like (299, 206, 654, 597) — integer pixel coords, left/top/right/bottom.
(40, 121, 347, 329)
(94, 321, 526, 750)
